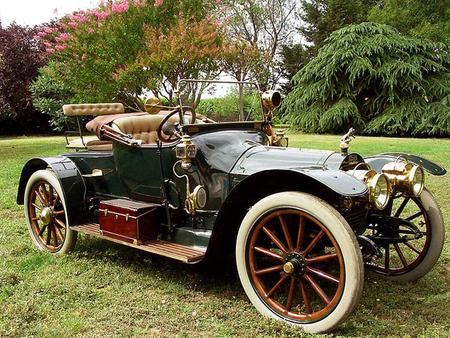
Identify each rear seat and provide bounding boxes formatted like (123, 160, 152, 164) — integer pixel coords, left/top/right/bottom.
(63, 103, 207, 150)
(63, 103, 126, 152)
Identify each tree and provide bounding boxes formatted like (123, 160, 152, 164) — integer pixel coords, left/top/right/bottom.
(298, 0, 376, 55)
(33, 0, 223, 113)
(136, 16, 227, 105)
(220, 0, 298, 88)
(279, 43, 310, 93)
(0, 23, 48, 133)
(368, 0, 450, 44)
(30, 61, 74, 131)
(283, 22, 450, 136)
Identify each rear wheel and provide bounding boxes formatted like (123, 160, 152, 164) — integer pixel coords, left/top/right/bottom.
(24, 170, 77, 254)
(236, 192, 364, 333)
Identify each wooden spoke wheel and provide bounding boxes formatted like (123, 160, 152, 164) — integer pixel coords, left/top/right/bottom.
(366, 188, 444, 282)
(24, 170, 77, 254)
(248, 209, 344, 322)
(236, 192, 364, 333)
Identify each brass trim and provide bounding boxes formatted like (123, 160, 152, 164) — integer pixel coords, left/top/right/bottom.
(99, 208, 138, 220)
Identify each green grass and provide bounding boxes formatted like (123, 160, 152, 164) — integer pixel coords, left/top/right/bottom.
(0, 134, 449, 337)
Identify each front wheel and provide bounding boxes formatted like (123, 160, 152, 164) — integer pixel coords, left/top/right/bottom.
(236, 192, 364, 334)
(24, 170, 77, 254)
(365, 188, 445, 282)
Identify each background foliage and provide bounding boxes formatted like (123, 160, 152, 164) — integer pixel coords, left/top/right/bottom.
(0, 24, 48, 134)
(196, 90, 262, 121)
(0, 0, 449, 136)
(368, 0, 450, 44)
(283, 22, 450, 136)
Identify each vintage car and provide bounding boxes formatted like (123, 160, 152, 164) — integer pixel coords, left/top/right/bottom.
(17, 80, 446, 333)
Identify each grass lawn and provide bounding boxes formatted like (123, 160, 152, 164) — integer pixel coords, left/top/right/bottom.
(0, 134, 449, 337)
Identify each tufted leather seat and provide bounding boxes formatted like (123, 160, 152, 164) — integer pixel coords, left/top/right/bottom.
(111, 114, 180, 144)
(63, 103, 124, 116)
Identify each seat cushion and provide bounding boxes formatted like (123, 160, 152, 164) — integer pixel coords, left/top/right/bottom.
(66, 135, 112, 151)
(63, 103, 124, 116)
(111, 114, 180, 144)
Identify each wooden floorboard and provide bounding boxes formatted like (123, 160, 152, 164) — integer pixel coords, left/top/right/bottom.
(71, 223, 205, 263)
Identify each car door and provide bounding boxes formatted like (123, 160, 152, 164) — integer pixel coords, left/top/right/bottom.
(113, 142, 175, 203)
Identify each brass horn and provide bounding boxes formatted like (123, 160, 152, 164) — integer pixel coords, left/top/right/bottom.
(261, 90, 282, 111)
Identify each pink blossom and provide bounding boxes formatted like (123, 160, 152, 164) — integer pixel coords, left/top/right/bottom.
(134, 0, 142, 7)
(43, 41, 52, 47)
(87, 28, 95, 34)
(112, 2, 129, 13)
(154, 0, 163, 7)
(33, 34, 41, 40)
(58, 22, 69, 29)
(44, 27, 55, 34)
(45, 48, 55, 54)
(74, 14, 88, 23)
(68, 21, 78, 28)
(55, 45, 67, 51)
(37, 31, 47, 37)
(95, 11, 109, 20)
(55, 33, 71, 42)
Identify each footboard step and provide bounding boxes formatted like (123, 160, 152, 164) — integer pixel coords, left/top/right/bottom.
(71, 223, 205, 263)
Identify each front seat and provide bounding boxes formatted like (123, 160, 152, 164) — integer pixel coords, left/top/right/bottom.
(110, 113, 180, 144)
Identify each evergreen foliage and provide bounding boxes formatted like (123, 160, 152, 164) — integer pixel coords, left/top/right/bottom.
(283, 22, 450, 136)
(368, 0, 450, 44)
(299, 0, 376, 55)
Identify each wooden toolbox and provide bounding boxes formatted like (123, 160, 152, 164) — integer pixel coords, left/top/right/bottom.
(98, 199, 159, 244)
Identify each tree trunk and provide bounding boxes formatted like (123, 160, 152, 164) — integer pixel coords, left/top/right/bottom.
(239, 83, 244, 121)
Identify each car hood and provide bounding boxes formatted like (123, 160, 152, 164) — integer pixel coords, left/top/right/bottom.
(231, 145, 350, 175)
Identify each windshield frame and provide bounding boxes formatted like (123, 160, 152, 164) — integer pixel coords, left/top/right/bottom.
(176, 79, 265, 126)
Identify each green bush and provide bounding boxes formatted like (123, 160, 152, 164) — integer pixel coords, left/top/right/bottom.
(196, 92, 262, 121)
(30, 63, 76, 131)
(283, 22, 450, 136)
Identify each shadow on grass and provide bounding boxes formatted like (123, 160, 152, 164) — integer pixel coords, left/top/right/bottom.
(73, 234, 242, 297)
(72, 233, 450, 336)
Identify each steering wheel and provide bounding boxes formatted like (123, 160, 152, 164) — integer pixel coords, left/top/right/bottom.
(157, 106, 196, 143)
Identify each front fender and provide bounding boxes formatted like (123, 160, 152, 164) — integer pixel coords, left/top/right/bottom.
(290, 168, 368, 197)
(365, 153, 446, 176)
(17, 157, 87, 225)
(230, 168, 368, 198)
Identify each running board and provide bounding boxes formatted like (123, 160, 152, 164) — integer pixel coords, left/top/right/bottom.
(71, 223, 205, 263)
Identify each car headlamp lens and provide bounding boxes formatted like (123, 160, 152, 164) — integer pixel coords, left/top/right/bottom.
(409, 165, 424, 197)
(369, 173, 390, 210)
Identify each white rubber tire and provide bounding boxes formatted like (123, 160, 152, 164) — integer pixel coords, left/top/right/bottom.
(236, 192, 364, 334)
(24, 169, 77, 254)
(369, 188, 445, 282)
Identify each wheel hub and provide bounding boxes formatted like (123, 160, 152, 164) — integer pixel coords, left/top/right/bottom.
(283, 252, 306, 275)
(39, 207, 53, 226)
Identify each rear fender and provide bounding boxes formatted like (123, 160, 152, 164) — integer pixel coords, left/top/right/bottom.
(17, 157, 87, 225)
(365, 153, 446, 176)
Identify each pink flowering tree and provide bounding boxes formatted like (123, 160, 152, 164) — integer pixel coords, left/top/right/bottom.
(32, 0, 226, 115)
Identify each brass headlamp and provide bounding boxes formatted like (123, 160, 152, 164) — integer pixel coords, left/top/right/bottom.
(352, 169, 390, 210)
(261, 90, 282, 112)
(382, 161, 424, 197)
